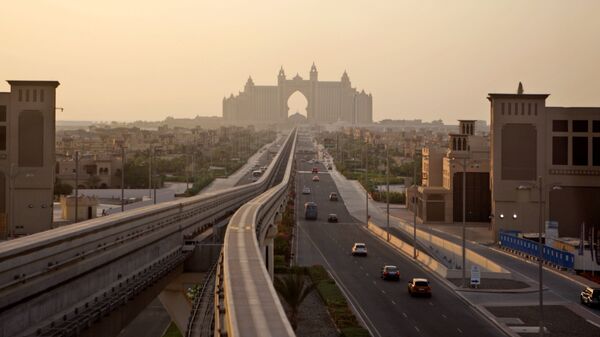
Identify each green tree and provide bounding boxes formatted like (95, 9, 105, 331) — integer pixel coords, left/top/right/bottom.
(274, 269, 316, 330)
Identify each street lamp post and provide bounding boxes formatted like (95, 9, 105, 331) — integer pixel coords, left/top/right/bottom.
(74, 151, 79, 223)
(120, 144, 126, 212)
(461, 157, 467, 288)
(537, 176, 544, 337)
(413, 152, 418, 259)
(386, 145, 390, 241)
(365, 140, 369, 226)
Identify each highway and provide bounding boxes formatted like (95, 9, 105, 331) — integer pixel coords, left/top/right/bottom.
(293, 135, 505, 337)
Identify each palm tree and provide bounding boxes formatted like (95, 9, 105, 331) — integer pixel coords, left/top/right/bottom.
(274, 270, 316, 330)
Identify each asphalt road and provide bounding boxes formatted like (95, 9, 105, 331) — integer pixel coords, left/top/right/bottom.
(293, 135, 505, 337)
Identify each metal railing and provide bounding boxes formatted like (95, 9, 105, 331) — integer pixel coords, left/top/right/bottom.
(186, 256, 220, 337)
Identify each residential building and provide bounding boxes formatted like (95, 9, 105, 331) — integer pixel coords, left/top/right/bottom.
(0, 80, 60, 238)
(489, 83, 600, 237)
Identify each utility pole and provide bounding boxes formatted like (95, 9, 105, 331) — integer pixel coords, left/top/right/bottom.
(538, 176, 544, 337)
(462, 157, 467, 288)
(148, 148, 152, 199)
(365, 141, 369, 226)
(153, 147, 158, 204)
(121, 145, 125, 212)
(74, 151, 79, 223)
(413, 152, 417, 259)
(386, 145, 390, 241)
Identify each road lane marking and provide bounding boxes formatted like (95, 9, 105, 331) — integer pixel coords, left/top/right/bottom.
(372, 281, 376, 285)
(442, 314, 447, 319)
(381, 290, 386, 294)
(359, 266, 364, 270)
(428, 302, 434, 306)
(414, 326, 420, 332)
(457, 328, 463, 333)
(402, 312, 408, 318)
(391, 300, 396, 305)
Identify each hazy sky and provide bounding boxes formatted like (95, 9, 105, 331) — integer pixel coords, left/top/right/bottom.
(1, 1, 600, 123)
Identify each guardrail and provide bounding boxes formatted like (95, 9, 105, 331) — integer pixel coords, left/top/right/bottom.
(218, 129, 297, 337)
(499, 232, 575, 269)
(0, 130, 296, 337)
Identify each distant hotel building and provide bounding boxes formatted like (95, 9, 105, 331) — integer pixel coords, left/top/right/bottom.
(223, 64, 372, 125)
(0, 80, 59, 238)
(489, 83, 600, 237)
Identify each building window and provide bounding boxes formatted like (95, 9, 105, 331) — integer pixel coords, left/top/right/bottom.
(501, 103, 505, 115)
(25, 90, 30, 102)
(33, 90, 37, 102)
(534, 103, 538, 115)
(521, 103, 525, 115)
(515, 103, 519, 114)
(508, 103, 511, 115)
(573, 120, 588, 132)
(572, 137, 588, 166)
(528, 103, 531, 115)
(18, 90, 22, 101)
(0, 126, 5, 151)
(593, 120, 600, 133)
(40, 89, 44, 102)
(594, 137, 600, 166)
(552, 137, 568, 165)
(18, 110, 44, 167)
(0, 106, 5, 122)
(552, 120, 568, 132)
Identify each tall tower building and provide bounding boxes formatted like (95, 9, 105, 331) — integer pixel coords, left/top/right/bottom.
(0, 80, 60, 238)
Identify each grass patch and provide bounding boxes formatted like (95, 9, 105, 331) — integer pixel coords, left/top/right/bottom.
(162, 322, 182, 337)
(307, 265, 370, 336)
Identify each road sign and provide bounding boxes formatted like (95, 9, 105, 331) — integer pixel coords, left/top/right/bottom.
(470, 265, 481, 286)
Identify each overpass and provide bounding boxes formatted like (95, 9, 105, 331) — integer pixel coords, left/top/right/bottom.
(0, 130, 297, 337)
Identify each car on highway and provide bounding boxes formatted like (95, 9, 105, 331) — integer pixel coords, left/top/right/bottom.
(408, 278, 432, 297)
(327, 214, 338, 223)
(304, 202, 318, 220)
(380, 265, 400, 281)
(302, 186, 311, 194)
(312, 167, 318, 174)
(580, 287, 600, 307)
(351, 243, 368, 256)
(312, 175, 320, 182)
(329, 192, 338, 201)
(327, 164, 332, 170)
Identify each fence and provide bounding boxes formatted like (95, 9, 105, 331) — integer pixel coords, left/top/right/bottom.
(499, 232, 575, 269)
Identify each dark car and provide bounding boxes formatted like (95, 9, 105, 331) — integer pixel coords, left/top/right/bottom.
(580, 287, 600, 307)
(327, 213, 338, 223)
(312, 167, 318, 174)
(329, 192, 338, 201)
(381, 265, 400, 281)
(408, 278, 432, 297)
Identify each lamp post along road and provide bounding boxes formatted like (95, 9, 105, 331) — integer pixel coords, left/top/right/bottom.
(538, 176, 544, 337)
(365, 141, 369, 226)
(120, 145, 125, 212)
(462, 157, 467, 288)
(74, 151, 79, 223)
(386, 145, 390, 241)
(413, 153, 417, 259)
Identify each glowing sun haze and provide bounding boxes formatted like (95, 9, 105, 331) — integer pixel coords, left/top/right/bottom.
(1, 0, 599, 123)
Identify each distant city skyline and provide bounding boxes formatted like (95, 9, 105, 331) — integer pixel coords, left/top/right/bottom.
(2, 1, 600, 122)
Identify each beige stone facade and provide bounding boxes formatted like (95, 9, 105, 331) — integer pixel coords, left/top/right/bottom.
(489, 84, 600, 237)
(415, 120, 491, 223)
(0, 80, 59, 238)
(223, 64, 372, 125)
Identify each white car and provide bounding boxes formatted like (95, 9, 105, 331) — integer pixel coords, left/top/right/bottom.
(351, 243, 368, 256)
(302, 186, 311, 194)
